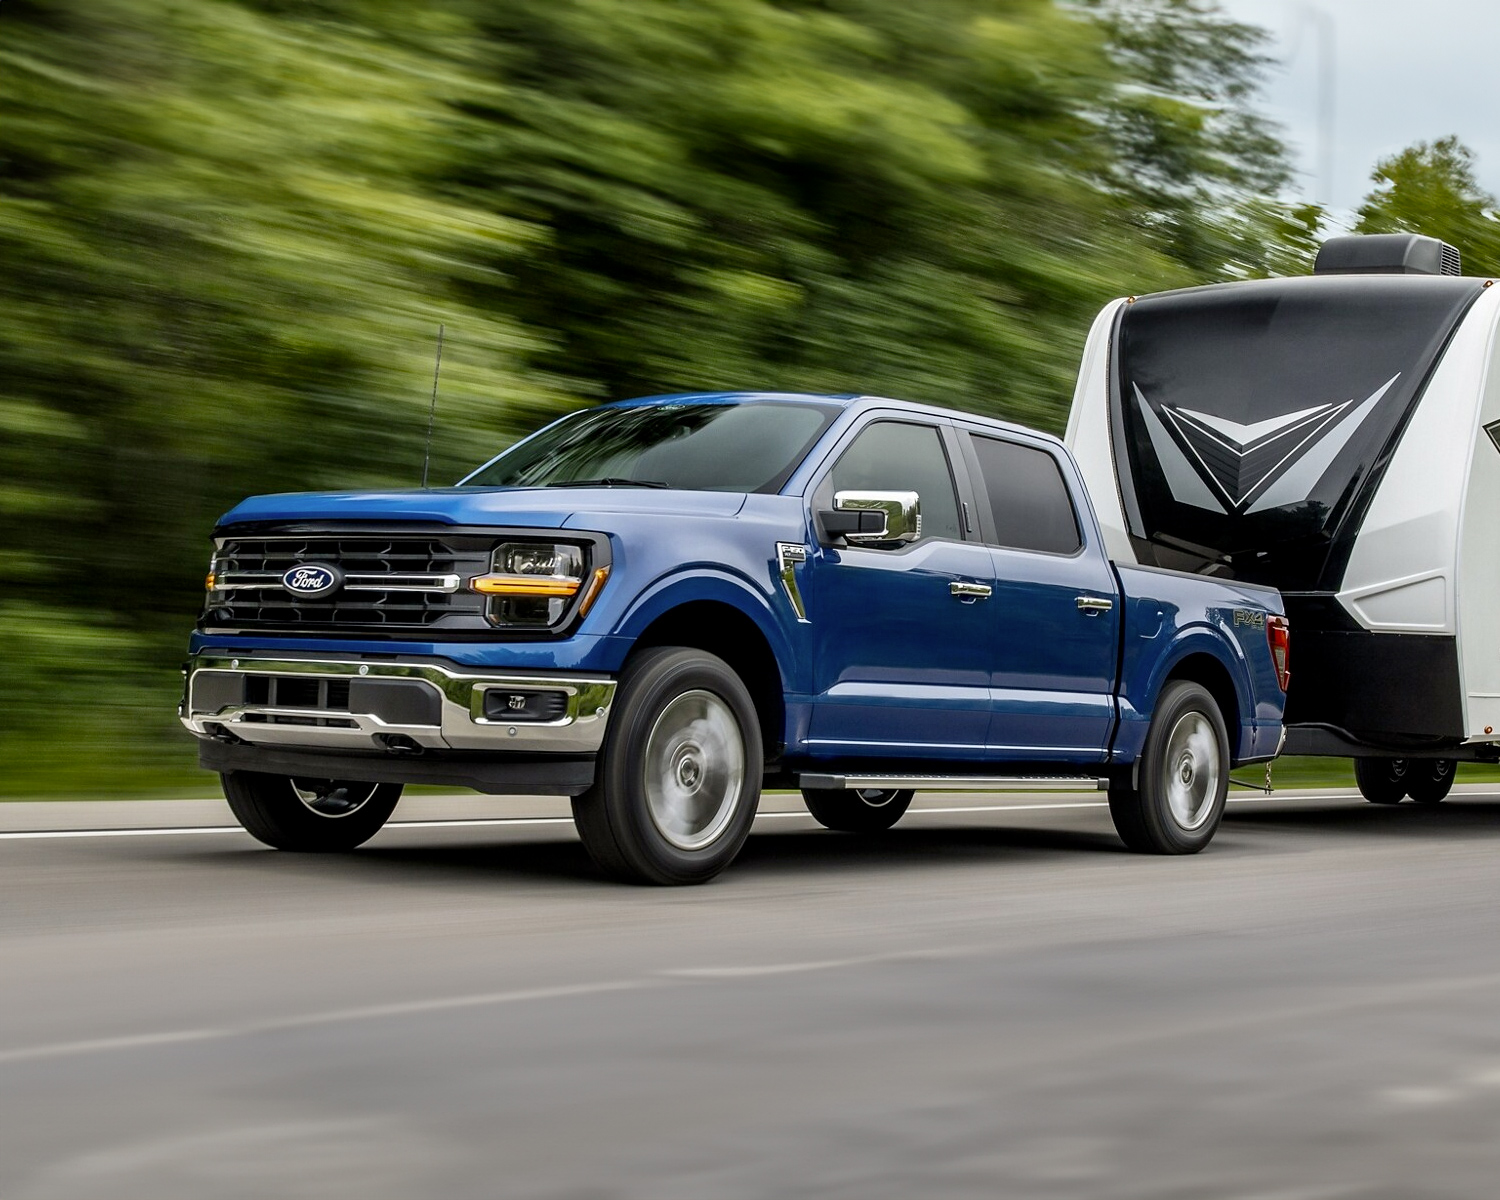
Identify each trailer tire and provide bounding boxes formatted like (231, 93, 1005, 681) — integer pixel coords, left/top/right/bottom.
(801, 787, 913, 832)
(1354, 758, 1410, 805)
(221, 772, 401, 851)
(1406, 759, 1456, 805)
(571, 647, 761, 885)
(1109, 681, 1229, 855)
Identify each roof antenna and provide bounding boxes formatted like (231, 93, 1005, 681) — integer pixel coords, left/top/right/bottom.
(421, 323, 445, 489)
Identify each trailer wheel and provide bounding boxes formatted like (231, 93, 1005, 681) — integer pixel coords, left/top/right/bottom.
(1406, 759, 1457, 805)
(571, 647, 762, 885)
(801, 787, 914, 832)
(221, 772, 402, 851)
(1354, 758, 1409, 805)
(1108, 681, 1229, 854)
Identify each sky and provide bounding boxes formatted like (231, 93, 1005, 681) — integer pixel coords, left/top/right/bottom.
(1216, 0, 1500, 218)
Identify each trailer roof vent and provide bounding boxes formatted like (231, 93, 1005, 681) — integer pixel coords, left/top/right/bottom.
(1314, 233, 1462, 277)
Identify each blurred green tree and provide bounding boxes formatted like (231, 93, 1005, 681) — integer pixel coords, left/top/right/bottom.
(1355, 136, 1500, 276)
(0, 0, 567, 788)
(451, 0, 1316, 430)
(1084, 0, 1323, 277)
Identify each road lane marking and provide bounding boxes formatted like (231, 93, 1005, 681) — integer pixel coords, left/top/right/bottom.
(0, 980, 655, 1067)
(1379, 1060, 1500, 1108)
(11, 950, 1500, 1073)
(0, 792, 1316, 842)
(1, 948, 987, 1066)
(663, 957, 881, 979)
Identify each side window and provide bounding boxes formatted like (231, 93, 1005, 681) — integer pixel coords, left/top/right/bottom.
(828, 421, 963, 542)
(970, 435, 1081, 554)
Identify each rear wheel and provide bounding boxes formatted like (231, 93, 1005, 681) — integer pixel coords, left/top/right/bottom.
(1354, 758, 1410, 805)
(1109, 680, 1228, 855)
(221, 772, 401, 851)
(801, 787, 914, 833)
(1406, 759, 1457, 805)
(571, 647, 762, 885)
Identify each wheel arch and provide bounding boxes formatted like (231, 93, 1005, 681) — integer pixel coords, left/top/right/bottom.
(1160, 647, 1245, 763)
(626, 595, 789, 762)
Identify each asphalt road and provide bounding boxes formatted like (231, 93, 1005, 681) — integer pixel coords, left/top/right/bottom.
(5, 788, 1500, 1199)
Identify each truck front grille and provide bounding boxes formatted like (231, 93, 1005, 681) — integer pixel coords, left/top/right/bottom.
(204, 533, 494, 633)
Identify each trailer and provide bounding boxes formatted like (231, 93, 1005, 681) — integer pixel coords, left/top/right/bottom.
(1065, 233, 1500, 804)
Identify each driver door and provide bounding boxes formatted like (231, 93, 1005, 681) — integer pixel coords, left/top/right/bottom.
(798, 417, 999, 759)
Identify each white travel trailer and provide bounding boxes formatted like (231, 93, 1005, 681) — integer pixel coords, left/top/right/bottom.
(1065, 234, 1500, 804)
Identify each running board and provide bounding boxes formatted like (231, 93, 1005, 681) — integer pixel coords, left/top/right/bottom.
(797, 774, 1107, 793)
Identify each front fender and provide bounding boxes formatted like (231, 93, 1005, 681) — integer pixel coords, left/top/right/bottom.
(613, 568, 800, 693)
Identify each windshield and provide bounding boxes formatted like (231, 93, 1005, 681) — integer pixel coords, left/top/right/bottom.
(461, 400, 840, 493)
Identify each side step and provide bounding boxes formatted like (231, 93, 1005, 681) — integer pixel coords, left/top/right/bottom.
(797, 774, 1108, 793)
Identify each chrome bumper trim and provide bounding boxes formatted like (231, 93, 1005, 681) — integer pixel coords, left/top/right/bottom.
(181, 654, 615, 754)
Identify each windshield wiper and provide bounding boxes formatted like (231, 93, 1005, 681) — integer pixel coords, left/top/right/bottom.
(543, 477, 672, 489)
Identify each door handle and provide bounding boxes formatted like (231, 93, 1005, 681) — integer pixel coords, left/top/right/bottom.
(950, 581, 993, 601)
(1076, 596, 1114, 615)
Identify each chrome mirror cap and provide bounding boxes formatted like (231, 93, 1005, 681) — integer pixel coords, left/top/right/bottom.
(833, 490, 921, 546)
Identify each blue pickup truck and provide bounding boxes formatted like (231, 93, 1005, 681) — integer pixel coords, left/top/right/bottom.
(181, 392, 1289, 883)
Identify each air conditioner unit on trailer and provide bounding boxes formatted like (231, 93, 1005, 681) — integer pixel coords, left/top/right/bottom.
(1065, 234, 1500, 793)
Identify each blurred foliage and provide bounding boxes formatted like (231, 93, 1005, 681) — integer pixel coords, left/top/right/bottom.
(1, 0, 1320, 793)
(1355, 136, 1500, 276)
(1084, 0, 1322, 279)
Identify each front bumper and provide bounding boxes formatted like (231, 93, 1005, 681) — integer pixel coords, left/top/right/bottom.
(180, 652, 616, 756)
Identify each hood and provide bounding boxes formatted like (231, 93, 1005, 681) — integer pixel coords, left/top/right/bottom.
(216, 486, 748, 529)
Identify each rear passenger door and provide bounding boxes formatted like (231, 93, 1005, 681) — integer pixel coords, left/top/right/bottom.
(960, 431, 1120, 760)
(798, 417, 999, 758)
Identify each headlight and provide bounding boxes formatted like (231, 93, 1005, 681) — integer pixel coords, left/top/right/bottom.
(204, 552, 227, 607)
(471, 541, 608, 628)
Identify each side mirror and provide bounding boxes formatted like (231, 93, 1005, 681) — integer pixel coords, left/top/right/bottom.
(822, 491, 921, 547)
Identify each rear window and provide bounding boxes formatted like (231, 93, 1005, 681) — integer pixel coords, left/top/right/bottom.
(969, 435, 1080, 554)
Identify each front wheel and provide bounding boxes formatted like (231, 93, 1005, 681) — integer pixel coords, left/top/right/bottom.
(571, 647, 762, 885)
(1406, 759, 1457, 805)
(221, 772, 402, 851)
(801, 787, 914, 833)
(1109, 680, 1229, 855)
(1354, 757, 1410, 805)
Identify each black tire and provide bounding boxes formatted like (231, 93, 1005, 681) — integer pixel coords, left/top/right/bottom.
(571, 647, 762, 885)
(221, 772, 401, 851)
(1109, 680, 1229, 855)
(801, 787, 914, 832)
(1406, 759, 1457, 805)
(1354, 757, 1410, 805)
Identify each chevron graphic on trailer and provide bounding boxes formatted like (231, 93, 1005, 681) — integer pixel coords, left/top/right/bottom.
(1132, 375, 1400, 515)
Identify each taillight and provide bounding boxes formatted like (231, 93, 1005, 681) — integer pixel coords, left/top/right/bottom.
(1267, 614, 1290, 692)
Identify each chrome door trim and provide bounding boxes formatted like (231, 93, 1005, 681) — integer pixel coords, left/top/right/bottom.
(776, 542, 810, 622)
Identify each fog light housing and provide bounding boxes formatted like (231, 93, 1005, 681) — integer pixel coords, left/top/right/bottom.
(481, 689, 570, 722)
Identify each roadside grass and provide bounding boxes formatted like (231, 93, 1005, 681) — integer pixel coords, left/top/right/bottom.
(1233, 757, 1500, 790)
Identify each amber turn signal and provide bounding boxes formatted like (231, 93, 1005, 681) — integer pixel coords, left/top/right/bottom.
(469, 574, 582, 598)
(204, 572, 216, 591)
(576, 566, 611, 616)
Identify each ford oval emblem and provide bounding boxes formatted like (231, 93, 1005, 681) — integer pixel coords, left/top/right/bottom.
(281, 563, 343, 598)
